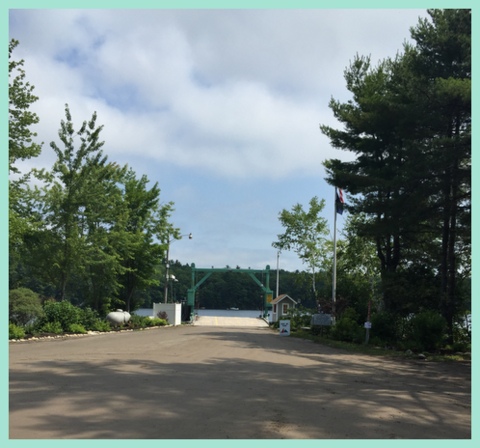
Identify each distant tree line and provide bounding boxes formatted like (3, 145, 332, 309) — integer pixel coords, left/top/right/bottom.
(139, 261, 325, 311)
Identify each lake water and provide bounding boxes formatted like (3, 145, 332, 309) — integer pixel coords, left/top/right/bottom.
(135, 307, 272, 321)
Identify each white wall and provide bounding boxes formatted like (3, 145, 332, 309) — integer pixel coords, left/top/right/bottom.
(153, 303, 182, 326)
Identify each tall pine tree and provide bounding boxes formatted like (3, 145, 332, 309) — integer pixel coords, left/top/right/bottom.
(321, 10, 471, 337)
(407, 9, 471, 338)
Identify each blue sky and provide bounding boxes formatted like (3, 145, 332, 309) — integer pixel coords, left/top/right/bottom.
(8, 8, 430, 272)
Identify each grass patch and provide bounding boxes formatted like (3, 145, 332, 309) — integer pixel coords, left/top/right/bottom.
(289, 329, 471, 362)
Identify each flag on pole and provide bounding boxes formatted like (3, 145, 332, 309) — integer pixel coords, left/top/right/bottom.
(335, 188, 345, 215)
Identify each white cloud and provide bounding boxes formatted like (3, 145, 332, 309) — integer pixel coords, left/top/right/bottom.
(11, 9, 426, 180)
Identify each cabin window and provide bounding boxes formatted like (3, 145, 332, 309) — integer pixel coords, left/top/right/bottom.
(282, 303, 289, 314)
(273, 304, 277, 313)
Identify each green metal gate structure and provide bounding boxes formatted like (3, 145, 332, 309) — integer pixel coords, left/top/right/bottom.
(186, 263, 273, 321)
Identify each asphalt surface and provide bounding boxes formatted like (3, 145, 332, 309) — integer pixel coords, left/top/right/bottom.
(9, 323, 471, 439)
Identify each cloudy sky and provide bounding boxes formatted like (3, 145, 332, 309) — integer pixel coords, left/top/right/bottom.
(8, 7, 430, 273)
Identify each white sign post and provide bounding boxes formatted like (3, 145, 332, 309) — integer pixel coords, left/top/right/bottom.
(364, 321, 372, 344)
(279, 320, 290, 336)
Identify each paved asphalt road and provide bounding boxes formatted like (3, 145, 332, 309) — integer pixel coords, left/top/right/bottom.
(9, 323, 471, 439)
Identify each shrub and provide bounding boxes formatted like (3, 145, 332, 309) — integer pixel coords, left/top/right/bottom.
(331, 316, 363, 343)
(341, 307, 360, 321)
(452, 340, 470, 353)
(9, 288, 45, 326)
(370, 312, 400, 346)
(68, 323, 87, 334)
(24, 322, 41, 337)
(282, 306, 315, 331)
(9, 323, 26, 340)
(453, 315, 471, 351)
(128, 314, 148, 329)
(73, 306, 115, 332)
(39, 321, 63, 335)
(329, 307, 364, 343)
(147, 317, 168, 327)
(90, 320, 112, 332)
(42, 300, 82, 332)
(407, 310, 447, 351)
(79, 307, 102, 330)
(128, 315, 168, 329)
(310, 325, 331, 337)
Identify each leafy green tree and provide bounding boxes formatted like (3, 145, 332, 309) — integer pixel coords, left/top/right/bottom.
(32, 105, 127, 307)
(116, 169, 179, 311)
(9, 39, 42, 175)
(20, 105, 182, 313)
(272, 197, 329, 297)
(79, 162, 133, 312)
(9, 39, 43, 283)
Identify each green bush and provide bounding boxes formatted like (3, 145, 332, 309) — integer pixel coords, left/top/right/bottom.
(68, 323, 87, 334)
(329, 308, 363, 343)
(407, 310, 447, 351)
(341, 307, 360, 321)
(79, 307, 102, 330)
(128, 314, 148, 329)
(147, 317, 168, 327)
(451, 341, 470, 353)
(283, 306, 314, 330)
(310, 325, 331, 337)
(331, 316, 363, 343)
(9, 323, 26, 340)
(78, 307, 114, 332)
(128, 315, 168, 329)
(9, 288, 45, 326)
(24, 322, 41, 337)
(370, 312, 400, 346)
(42, 300, 82, 332)
(453, 316, 471, 351)
(39, 321, 63, 335)
(92, 320, 112, 332)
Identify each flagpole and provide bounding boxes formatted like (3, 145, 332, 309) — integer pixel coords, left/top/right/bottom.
(332, 187, 337, 325)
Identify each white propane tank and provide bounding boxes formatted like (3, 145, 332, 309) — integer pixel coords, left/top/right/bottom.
(106, 309, 131, 325)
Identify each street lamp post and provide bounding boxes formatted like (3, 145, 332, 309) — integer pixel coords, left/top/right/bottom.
(164, 233, 192, 303)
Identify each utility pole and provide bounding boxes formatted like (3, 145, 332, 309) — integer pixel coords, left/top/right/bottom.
(276, 250, 280, 298)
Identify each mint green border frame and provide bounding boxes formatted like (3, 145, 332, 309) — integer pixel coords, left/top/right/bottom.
(2, 2, 476, 448)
